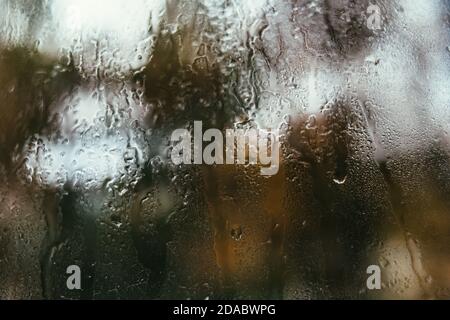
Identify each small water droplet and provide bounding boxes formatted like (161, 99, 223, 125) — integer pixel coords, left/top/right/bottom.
(305, 115, 317, 129)
(230, 225, 243, 241)
(333, 175, 347, 185)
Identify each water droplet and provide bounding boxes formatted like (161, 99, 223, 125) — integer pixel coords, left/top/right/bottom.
(230, 225, 243, 241)
(333, 175, 347, 185)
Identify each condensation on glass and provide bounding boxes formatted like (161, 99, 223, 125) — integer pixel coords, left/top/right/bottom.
(0, 0, 450, 299)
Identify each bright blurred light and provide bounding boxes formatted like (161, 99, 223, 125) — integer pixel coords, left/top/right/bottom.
(37, 0, 166, 70)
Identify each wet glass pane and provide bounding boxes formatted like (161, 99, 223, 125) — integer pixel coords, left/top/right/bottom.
(0, 0, 450, 299)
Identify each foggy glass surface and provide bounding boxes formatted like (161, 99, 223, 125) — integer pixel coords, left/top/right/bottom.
(0, 0, 450, 299)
